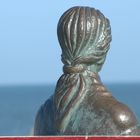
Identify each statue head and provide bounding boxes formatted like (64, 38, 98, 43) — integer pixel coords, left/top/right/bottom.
(57, 6, 112, 73)
(53, 7, 112, 132)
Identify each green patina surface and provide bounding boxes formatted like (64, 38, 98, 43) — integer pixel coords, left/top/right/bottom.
(34, 6, 140, 136)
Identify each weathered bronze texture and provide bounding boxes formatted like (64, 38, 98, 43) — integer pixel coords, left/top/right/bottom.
(34, 6, 140, 135)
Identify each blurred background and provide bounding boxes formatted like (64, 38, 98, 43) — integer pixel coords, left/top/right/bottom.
(0, 0, 140, 136)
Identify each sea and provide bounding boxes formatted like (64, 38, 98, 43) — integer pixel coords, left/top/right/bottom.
(0, 83, 140, 136)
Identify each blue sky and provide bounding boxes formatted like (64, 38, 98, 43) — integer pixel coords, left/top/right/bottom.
(0, 0, 140, 85)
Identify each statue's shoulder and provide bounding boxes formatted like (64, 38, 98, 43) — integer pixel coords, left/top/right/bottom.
(34, 96, 55, 135)
(86, 92, 138, 134)
(109, 101, 138, 132)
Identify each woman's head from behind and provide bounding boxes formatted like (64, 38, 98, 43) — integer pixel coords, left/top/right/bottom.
(57, 6, 112, 73)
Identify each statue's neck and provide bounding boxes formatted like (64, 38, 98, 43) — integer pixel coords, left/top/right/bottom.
(86, 64, 101, 74)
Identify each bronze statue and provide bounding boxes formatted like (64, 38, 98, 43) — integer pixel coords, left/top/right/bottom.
(34, 6, 140, 135)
